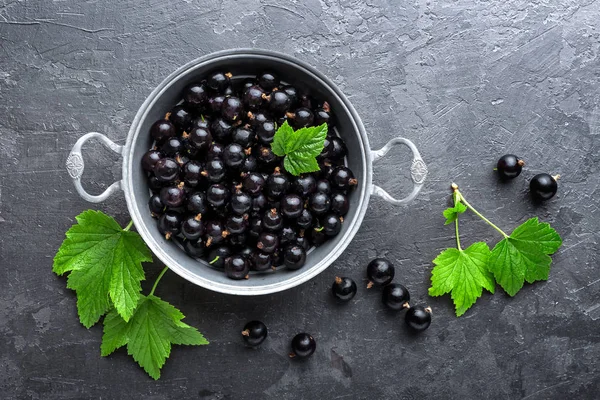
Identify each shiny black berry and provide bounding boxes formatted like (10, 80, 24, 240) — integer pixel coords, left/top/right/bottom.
(256, 120, 277, 145)
(224, 255, 249, 280)
(258, 72, 279, 91)
(251, 251, 272, 271)
(330, 193, 349, 216)
(293, 175, 317, 197)
(221, 97, 244, 121)
(287, 107, 314, 128)
(309, 192, 330, 215)
(315, 179, 331, 195)
(497, 154, 524, 180)
(322, 214, 342, 236)
(256, 146, 279, 168)
(243, 172, 265, 195)
(181, 214, 204, 240)
(207, 142, 225, 160)
(231, 191, 252, 215)
(160, 137, 183, 156)
(208, 95, 226, 114)
(243, 85, 264, 110)
(290, 333, 316, 358)
(332, 277, 357, 302)
(207, 71, 232, 92)
(266, 91, 292, 114)
(160, 184, 186, 208)
(280, 85, 298, 106)
(330, 166, 357, 190)
(530, 173, 558, 201)
(366, 258, 395, 287)
(187, 192, 207, 214)
(188, 127, 212, 151)
(183, 82, 209, 110)
(142, 150, 163, 172)
(263, 208, 283, 231)
(232, 126, 255, 147)
(382, 284, 410, 310)
(183, 161, 203, 187)
(207, 245, 232, 268)
(150, 119, 176, 142)
(296, 209, 314, 230)
(248, 217, 263, 239)
(204, 220, 229, 246)
(169, 105, 192, 131)
(280, 194, 303, 219)
(283, 245, 306, 270)
(206, 184, 230, 208)
(157, 212, 182, 239)
(148, 194, 165, 215)
(405, 305, 432, 332)
(203, 158, 226, 183)
(223, 143, 246, 169)
(181, 238, 205, 258)
(211, 118, 233, 142)
(257, 232, 278, 253)
(241, 155, 258, 172)
(266, 169, 290, 198)
(242, 321, 268, 347)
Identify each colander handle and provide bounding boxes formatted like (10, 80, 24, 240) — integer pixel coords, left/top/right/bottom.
(67, 132, 124, 203)
(370, 137, 427, 205)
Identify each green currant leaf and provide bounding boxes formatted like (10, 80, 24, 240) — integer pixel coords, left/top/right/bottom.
(270, 122, 328, 176)
(443, 201, 467, 225)
(53, 211, 152, 327)
(101, 294, 208, 380)
(271, 120, 293, 156)
(429, 242, 495, 316)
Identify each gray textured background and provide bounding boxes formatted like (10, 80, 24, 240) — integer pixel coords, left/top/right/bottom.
(1, 0, 599, 399)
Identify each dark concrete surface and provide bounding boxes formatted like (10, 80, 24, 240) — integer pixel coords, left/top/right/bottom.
(1, 0, 599, 399)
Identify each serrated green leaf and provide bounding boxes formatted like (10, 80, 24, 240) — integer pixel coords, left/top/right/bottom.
(284, 153, 320, 176)
(443, 201, 467, 225)
(271, 120, 293, 156)
(489, 217, 562, 296)
(287, 123, 327, 155)
(101, 294, 208, 380)
(429, 242, 494, 316)
(53, 210, 152, 327)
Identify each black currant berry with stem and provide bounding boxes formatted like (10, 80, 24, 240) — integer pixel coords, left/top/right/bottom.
(283, 245, 306, 270)
(382, 284, 410, 310)
(207, 71, 232, 92)
(266, 168, 290, 198)
(243, 85, 264, 110)
(252, 251, 272, 271)
(247, 111, 269, 127)
(231, 191, 252, 215)
(256, 121, 277, 145)
(183, 82, 209, 110)
(191, 115, 210, 130)
(330, 193, 349, 216)
(309, 225, 327, 246)
(223, 143, 246, 169)
(221, 97, 244, 121)
(227, 214, 249, 235)
(243, 172, 265, 195)
(142, 150, 163, 172)
(296, 209, 314, 230)
(309, 192, 331, 216)
(286, 107, 314, 128)
(150, 119, 176, 142)
(211, 118, 233, 142)
(187, 192, 207, 214)
(263, 208, 283, 231)
(157, 212, 182, 239)
(497, 154, 524, 180)
(257, 232, 279, 253)
(314, 105, 332, 126)
(242, 321, 268, 347)
(281, 194, 303, 219)
(293, 175, 317, 197)
(242, 155, 258, 172)
(204, 220, 229, 246)
(290, 333, 316, 359)
(168, 105, 192, 131)
(153, 158, 180, 182)
(258, 72, 279, 91)
(183, 161, 203, 187)
(148, 194, 165, 215)
(224, 255, 249, 280)
(160, 183, 186, 208)
(322, 214, 342, 236)
(206, 184, 230, 208)
(203, 158, 227, 183)
(330, 166, 357, 190)
(160, 137, 183, 156)
(207, 245, 232, 269)
(405, 305, 432, 332)
(181, 214, 204, 240)
(256, 146, 279, 168)
(332, 276, 357, 302)
(265, 90, 292, 114)
(366, 258, 395, 288)
(181, 238, 205, 259)
(232, 126, 255, 147)
(188, 127, 212, 151)
(530, 173, 559, 201)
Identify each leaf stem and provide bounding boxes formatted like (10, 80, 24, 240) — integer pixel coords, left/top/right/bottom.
(124, 220, 134, 231)
(456, 190, 509, 239)
(452, 189, 462, 250)
(149, 267, 169, 296)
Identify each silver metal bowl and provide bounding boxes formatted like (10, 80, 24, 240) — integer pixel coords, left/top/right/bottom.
(66, 49, 427, 295)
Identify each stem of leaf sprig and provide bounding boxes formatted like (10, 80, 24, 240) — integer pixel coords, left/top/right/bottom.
(450, 187, 463, 251)
(451, 184, 509, 239)
(124, 220, 134, 231)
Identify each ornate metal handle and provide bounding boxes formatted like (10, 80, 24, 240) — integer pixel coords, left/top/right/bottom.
(66, 132, 124, 203)
(370, 137, 427, 205)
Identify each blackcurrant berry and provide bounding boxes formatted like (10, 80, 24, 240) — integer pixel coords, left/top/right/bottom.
(160, 183, 186, 208)
(207, 142, 225, 160)
(314, 105, 332, 126)
(191, 116, 210, 130)
(330, 166, 357, 190)
(206, 184, 230, 208)
(366, 258, 395, 288)
(330, 193, 349, 216)
(150, 119, 176, 142)
(286, 107, 314, 128)
(168, 105, 192, 131)
(183, 161, 203, 187)
(322, 214, 342, 236)
(208, 95, 226, 114)
(241, 321, 268, 347)
(265, 90, 292, 114)
(232, 126, 255, 148)
(326, 137, 347, 160)
(239, 246, 254, 260)
(293, 175, 317, 197)
(221, 96, 244, 121)
(148, 175, 164, 192)
(183, 82, 209, 110)
(241, 155, 258, 172)
(251, 251, 272, 271)
(188, 127, 212, 152)
(181, 214, 204, 240)
(309, 225, 327, 247)
(315, 179, 331, 195)
(222, 143, 245, 169)
(296, 209, 314, 230)
(229, 233, 248, 247)
(224, 255, 249, 280)
(207, 245, 232, 268)
(530, 173, 558, 201)
(157, 211, 182, 239)
(257, 232, 278, 253)
(266, 169, 290, 198)
(142, 150, 163, 172)
(204, 220, 229, 246)
(283, 245, 306, 270)
(332, 276, 357, 301)
(295, 236, 311, 251)
(202, 158, 227, 183)
(243, 85, 264, 110)
(243, 172, 265, 195)
(290, 333, 316, 358)
(280, 85, 298, 106)
(249, 217, 263, 239)
(256, 121, 277, 145)
(263, 208, 283, 231)
(181, 238, 205, 258)
(186, 191, 208, 214)
(258, 72, 279, 91)
(207, 71, 232, 92)
(382, 284, 410, 310)
(160, 137, 183, 156)
(251, 193, 267, 213)
(148, 194, 165, 215)
(497, 154, 524, 180)
(231, 191, 252, 215)
(247, 111, 269, 127)
(211, 118, 233, 142)
(226, 214, 248, 234)
(280, 194, 303, 219)
(405, 305, 432, 332)
(309, 192, 330, 215)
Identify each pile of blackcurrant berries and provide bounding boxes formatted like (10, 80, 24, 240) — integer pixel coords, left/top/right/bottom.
(142, 70, 357, 279)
